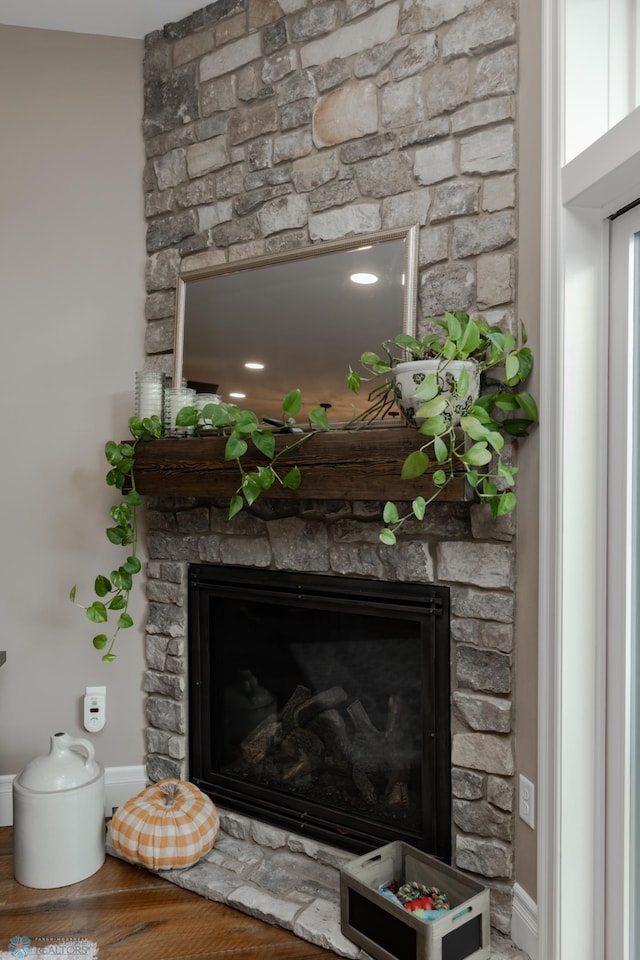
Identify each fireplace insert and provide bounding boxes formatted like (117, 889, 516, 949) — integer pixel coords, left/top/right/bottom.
(188, 564, 451, 860)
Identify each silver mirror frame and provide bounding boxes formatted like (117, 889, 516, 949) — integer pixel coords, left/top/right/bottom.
(173, 223, 420, 408)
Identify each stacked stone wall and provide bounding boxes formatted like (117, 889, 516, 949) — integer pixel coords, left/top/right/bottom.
(141, 0, 520, 934)
(143, 494, 517, 932)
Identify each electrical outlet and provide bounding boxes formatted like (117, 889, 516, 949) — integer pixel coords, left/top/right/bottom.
(519, 774, 535, 829)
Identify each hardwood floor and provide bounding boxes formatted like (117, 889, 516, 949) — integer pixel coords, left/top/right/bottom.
(0, 828, 345, 960)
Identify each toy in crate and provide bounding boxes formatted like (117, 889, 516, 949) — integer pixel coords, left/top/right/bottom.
(340, 841, 490, 960)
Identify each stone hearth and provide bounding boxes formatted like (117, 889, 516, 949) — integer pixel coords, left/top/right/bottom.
(108, 806, 528, 959)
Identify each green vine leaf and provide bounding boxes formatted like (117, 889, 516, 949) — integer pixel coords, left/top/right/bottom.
(460, 442, 493, 467)
(124, 555, 141, 574)
(282, 389, 302, 417)
(460, 416, 489, 441)
(346, 369, 361, 394)
(87, 602, 108, 623)
(283, 466, 302, 489)
(225, 432, 248, 460)
(256, 466, 276, 489)
(383, 501, 400, 523)
(106, 527, 124, 545)
(415, 395, 447, 419)
(94, 575, 111, 597)
(309, 406, 330, 431)
(401, 450, 429, 480)
(505, 353, 520, 384)
(234, 410, 260, 434)
(412, 497, 426, 520)
(413, 373, 439, 401)
(515, 391, 539, 421)
(111, 568, 133, 591)
(105, 441, 120, 464)
(242, 472, 262, 506)
(496, 491, 517, 516)
(433, 436, 448, 463)
(252, 429, 276, 459)
(418, 415, 447, 437)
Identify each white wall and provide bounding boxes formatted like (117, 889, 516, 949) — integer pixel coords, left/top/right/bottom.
(0, 26, 148, 774)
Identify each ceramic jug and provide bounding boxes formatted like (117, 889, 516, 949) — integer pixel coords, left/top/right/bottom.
(13, 732, 105, 888)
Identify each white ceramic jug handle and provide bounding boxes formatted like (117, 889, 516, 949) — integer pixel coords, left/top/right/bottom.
(68, 737, 95, 767)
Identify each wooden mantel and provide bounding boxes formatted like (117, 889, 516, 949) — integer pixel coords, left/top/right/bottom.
(132, 426, 466, 501)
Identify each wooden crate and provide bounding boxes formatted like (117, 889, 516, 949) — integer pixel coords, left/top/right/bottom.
(340, 842, 490, 960)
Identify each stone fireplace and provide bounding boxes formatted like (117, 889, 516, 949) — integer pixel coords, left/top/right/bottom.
(139, 0, 522, 937)
(143, 496, 516, 933)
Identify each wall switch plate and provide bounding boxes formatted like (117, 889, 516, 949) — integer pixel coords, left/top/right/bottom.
(84, 685, 106, 733)
(519, 774, 535, 829)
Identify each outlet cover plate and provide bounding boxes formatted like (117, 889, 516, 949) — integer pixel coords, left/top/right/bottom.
(519, 774, 535, 829)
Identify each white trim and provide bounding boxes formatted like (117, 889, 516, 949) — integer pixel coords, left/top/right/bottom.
(605, 204, 640, 960)
(562, 105, 640, 213)
(0, 765, 147, 826)
(541, 2, 640, 956)
(0, 775, 13, 827)
(559, 205, 609, 960)
(103, 765, 147, 816)
(511, 883, 538, 960)
(538, 2, 564, 958)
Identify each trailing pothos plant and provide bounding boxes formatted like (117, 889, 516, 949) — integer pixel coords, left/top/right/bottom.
(174, 388, 329, 518)
(72, 392, 329, 659)
(74, 314, 537, 656)
(70, 415, 162, 662)
(346, 311, 538, 544)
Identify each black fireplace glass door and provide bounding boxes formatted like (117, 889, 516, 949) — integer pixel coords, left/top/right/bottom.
(188, 565, 451, 860)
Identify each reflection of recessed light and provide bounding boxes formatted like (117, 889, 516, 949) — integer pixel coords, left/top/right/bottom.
(350, 272, 378, 285)
(244, 362, 265, 370)
(229, 392, 246, 399)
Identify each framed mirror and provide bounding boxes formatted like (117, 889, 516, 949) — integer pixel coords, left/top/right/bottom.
(174, 223, 419, 425)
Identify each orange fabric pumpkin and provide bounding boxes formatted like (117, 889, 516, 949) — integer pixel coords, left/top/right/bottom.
(111, 779, 219, 870)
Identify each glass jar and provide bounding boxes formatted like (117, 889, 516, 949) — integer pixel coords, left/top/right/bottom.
(135, 370, 164, 421)
(164, 386, 196, 437)
(195, 392, 222, 412)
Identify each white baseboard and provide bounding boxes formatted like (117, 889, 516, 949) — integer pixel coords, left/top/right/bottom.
(0, 776, 13, 826)
(511, 882, 538, 960)
(103, 765, 147, 815)
(0, 765, 147, 826)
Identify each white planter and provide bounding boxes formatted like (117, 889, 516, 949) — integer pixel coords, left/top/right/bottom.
(392, 359, 480, 427)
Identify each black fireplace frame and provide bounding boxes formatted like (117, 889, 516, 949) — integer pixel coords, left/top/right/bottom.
(187, 564, 451, 861)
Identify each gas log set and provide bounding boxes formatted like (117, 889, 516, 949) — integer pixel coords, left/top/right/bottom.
(239, 682, 413, 811)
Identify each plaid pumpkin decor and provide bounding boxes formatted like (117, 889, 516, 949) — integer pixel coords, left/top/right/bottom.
(111, 778, 220, 870)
